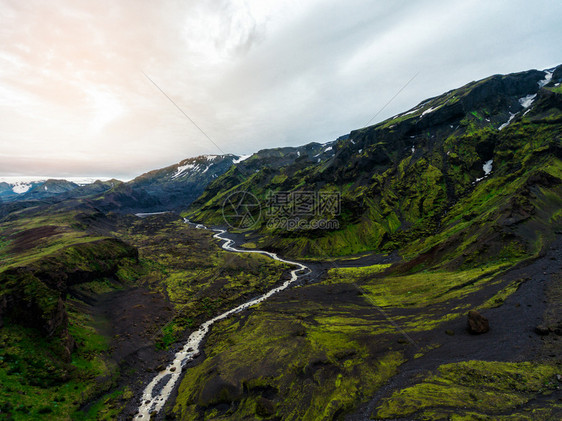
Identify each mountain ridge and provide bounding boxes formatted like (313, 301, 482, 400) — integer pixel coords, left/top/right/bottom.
(187, 65, 562, 264)
(1, 64, 561, 420)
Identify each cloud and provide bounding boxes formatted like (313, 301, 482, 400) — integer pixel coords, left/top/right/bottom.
(0, 0, 561, 178)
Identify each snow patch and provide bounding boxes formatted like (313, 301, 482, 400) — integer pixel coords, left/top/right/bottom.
(538, 71, 553, 88)
(233, 154, 251, 164)
(358, 149, 363, 154)
(421, 106, 437, 117)
(12, 183, 31, 194)
(519, 94, 536, 109)
(202, 155, 218, 161)
(172, 163, 195, 179)
(411, 146, 415, 154)
(498, 112, 516, 131)
(473, 159, 493, 184)
(324, 146, 333, 152)
(401, 107, 421, 117)
(483, 159, 493, 175)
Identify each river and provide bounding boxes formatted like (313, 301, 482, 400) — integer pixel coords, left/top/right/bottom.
(134, 219, 310, 419)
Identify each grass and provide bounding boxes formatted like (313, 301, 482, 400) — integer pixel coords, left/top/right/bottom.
(0, 310, 113, 420)
(173, 306, 407, 420)
(374, 361, 561, 420)
(324, 263, 508, 308)
(324, 264, 392, 283)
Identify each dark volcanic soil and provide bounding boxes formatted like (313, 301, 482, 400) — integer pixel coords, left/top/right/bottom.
(8, 225, 65, 253)
(346, 233, 562, 420)
(90, 287, 174, 363)
(82, 286, 176, 417)
(112, 226, 561, 420)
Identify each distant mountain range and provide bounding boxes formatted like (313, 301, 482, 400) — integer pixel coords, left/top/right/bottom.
(2, 65, 561, 258)
(0, 145, 341, 213)
(1, 64, 561, 421)
(0, 155, 243, 212)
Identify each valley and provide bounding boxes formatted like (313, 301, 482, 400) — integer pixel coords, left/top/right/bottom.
(1, 65, 561, 420)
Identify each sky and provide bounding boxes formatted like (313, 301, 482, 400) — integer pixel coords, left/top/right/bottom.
(0, 0, 561, 180)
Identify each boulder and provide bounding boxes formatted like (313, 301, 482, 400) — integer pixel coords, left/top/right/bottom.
(198, 375, 242, 406)
(256, 397, 275, 417)
(467, 310, 489, 334)
(534, 325, 549, 336)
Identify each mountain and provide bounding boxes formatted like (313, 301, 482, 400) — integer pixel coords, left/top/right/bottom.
(0, 155, 242, 215)
(0, 178, 120, 204)
(190, 142, 335, 211)
(189, 65, 562, 265)
(170, 65, 562, 421)
(91, 154, 241, 213)
(1, 65, 561, 420)
(0, 179, 79, 202)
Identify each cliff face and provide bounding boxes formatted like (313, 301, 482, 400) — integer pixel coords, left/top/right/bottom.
(0, 238, 139, 361)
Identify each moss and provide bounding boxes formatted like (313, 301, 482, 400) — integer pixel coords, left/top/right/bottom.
(325, 263, 392, 283)
(546, 85, 562, 94)
(0, 314, 113, 420)
(479, 278, 524, 309)
(375, 361, 560, 419)
(173, 305, 406, 420)
(331, 264, 508, 308)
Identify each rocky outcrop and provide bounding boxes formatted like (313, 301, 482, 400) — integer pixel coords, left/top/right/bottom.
(467, 310, 489, 334)
(534, 325, 549, 336)
(198, 375, 243, 406)
(0, 238, 139, 361)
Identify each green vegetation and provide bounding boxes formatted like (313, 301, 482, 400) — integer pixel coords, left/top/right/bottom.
(2, 67, 562, 420)
(173, 303, 406, 420)
(325, 263, 392, 283)
(189, 84, 562, 268)
(375, 361, 561, 420)
(112, 216, 291, 334)
(1, 209, 294, 419)
(326, 263, 507, 307)
(479, 278, 524, 309)
(0, 312, 115, 420)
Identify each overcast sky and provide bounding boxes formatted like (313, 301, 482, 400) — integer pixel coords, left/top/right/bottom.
(0, 0, 560, 179)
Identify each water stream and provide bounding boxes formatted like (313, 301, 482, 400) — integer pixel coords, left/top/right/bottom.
(134, 219, 310, 419)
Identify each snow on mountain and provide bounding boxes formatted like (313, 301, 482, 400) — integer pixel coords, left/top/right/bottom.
(172, 163, 196, 179)
(11, 182, 32, 194)
(538, 70, 553, 88)
(499, 112, 516, 130)
(519, 94, 537, 108)
(421, 106, 438, 117)
(0, 176, 111, 186)
(233, 154, 251, 164)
